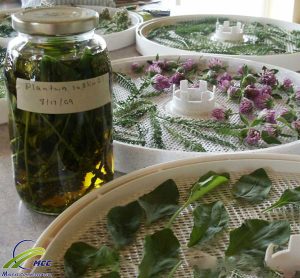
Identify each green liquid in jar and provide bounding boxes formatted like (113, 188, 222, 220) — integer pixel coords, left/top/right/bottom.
(4, 37, 114, 214)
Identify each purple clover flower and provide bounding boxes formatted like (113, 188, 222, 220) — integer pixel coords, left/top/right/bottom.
(217, 73, 232, 93)
(260, 68, 277, 87)
(292, 120, 300, 133)
(211, 108, 231, 121)
(146, 64, 162, 77)
(283, 78, 293, 90)
(169, 72, 185, 85)
(263, 124, 279, 137)
(151, 74, 171, 91)
(253, 92, 273, 110)
(131, 62, 144, 74)
(244, 85, 260, 100)
(245, 129, 261, 145)
(182, 58, 197, 72)
(260, 85, 272, 96)
(295, 89, 300, 103)
(259, 109, 277, 124)
(227, 86, 241, 100)
(207, 58, 224, 71)
(239, 98, 254, 115)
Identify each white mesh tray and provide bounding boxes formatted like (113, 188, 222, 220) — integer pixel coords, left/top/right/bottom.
(26, 153, 300, 277)
(112, 55, 300, 173)
(136, 14, 300, 71)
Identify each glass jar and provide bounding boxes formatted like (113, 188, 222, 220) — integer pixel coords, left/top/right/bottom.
(4, 7, 114, 214)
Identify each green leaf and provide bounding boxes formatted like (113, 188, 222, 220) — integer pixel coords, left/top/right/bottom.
(225, 219, 290, 260)
(64, 242, 119, 278)
(138, 179, 180, 224)
(91, 246, 119, 271)
(64, 242, 97, 278)
(261, 131, 281, 145)
(138, 228, 180, 278)
(263, 186, 300, 212)
(107, 201, 144, 248)
(240, 114, 249, 126)
(250, 118, 263, 127)
(280, 111, 297, 123)
(189, 174, 229, 204)
(188, 201, 229, 247)
(232, 168, 272, 202)
(101, 272, 120, 278)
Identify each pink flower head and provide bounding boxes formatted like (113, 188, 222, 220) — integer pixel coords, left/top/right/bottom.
(296, 89, 300, 102)
(169, 72, 185, 85)
(211, 108, 225, 121)
(147, 64, 162, 77)
(182, 58, 197, 72)
(244, 85, 260, 100)
(260, 68, 277, 87)
(131, 62, 144, 74)
(151, 74, 171, 91)
(245, 129, 261, 145)
(260, 85, 272, 96)
(253, 92, 273, 110)
(239, 98, 254, 115)
(207, 58, 224, 71)
(217, 73, 232, 93)
(259, 109, 277, 124)
(263, 124, 279, 137)
(282, 78, 293, 90)
(292, 120, 300, 132)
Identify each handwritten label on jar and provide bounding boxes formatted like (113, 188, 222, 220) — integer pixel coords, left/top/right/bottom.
(16, 74, 111, 114)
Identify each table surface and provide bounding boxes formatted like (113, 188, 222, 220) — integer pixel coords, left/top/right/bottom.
(0, 46, 139, 264)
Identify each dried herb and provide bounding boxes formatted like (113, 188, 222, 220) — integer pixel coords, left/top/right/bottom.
(64, 242, 119, 278)
(188, 201, 229, 247)
(232, 168, 272, 203)
(107, 201, 144, 248)
(263, 186, 300, 212)
(225, 219, 290, 261)
(138, 179, 180, 224)
(167, 171, 229, 227)
(97, 9, 131, 34)
(4, 40, 113, 213)
(138, 228, 180, 278)
(146, 18, 300, 55)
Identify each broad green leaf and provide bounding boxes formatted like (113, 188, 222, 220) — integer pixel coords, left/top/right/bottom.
(261, 131, 281, 145)
(107, 201, 144, 248)
(188, 201, 229, 247)
(91, 246, 119, 271)
(263, 186, 300, 212)
(225, 219, 290, 261)
(138, 228, 180, 278)
(250, 118, 263, 127)
(167, 172, 229, 227)
(189, 173, 229, 204)
(232, 168, 272, 202)
(64, 242, 119, 278)
(138, 179, 180, 224)
(64, 242, 97, 278)
(101, 272, 120, 278)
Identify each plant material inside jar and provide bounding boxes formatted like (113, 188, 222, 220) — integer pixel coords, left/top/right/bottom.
(4, 37, 114, 214)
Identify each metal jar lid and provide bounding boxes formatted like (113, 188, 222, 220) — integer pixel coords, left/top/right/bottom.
(11, 6, 99, 35)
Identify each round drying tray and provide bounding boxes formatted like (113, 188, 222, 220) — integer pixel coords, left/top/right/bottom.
(136, 14, 300, 71)
(24, 153, 300, 277)
(0, 6, 143, 51)
(111, 54, 300, 173)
